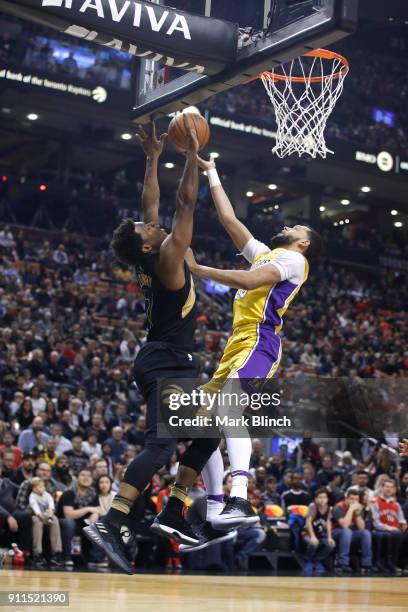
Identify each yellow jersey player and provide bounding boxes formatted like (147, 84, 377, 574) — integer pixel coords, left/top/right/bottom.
(182, 155, 322, 543)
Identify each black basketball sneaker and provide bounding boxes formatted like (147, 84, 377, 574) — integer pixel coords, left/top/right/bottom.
(150, 509, 200, 545)
(211, 497, 259, 530)
(179, 520, 237, 553)
(83, 521, 135, 575)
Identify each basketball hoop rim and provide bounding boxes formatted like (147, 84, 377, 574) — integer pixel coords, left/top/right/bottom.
(258, 49, 349, 84)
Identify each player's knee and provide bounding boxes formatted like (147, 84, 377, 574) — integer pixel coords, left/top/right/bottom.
(144, 439, 177, 468)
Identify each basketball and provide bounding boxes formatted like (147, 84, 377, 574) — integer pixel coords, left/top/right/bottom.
(168, 111, 210, 152)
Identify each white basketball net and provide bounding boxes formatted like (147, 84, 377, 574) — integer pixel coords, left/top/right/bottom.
(261, 50, 349, 159)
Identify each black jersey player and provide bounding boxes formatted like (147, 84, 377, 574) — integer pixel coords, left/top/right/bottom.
(83, 121, 230, 574)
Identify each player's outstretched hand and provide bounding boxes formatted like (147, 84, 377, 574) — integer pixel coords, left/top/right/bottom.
(399, 439, 408, 457)
(197, 155, 216, 172)
(135, 119, 167, 158)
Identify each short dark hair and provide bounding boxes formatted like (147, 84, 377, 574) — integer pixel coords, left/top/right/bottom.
(78, 468, 92, 476)
(346, 488, 360, 498)
(306, 227, 323, 262)
(266, 476, 277, 484)
(111, 218, 144, 266)
(314, 487, 329, 499)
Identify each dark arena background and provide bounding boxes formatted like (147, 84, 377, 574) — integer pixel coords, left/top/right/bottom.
(0, 1, 408, 610)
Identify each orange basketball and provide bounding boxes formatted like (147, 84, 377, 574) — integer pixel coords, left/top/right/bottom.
(168, 111, 210, 152)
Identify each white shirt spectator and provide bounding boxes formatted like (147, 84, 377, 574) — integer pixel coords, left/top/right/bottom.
(31, 396, 47, 416)
(29, 490, 55, 515)
(119, 339, 139, 363)
(82, 440, 102, 457)
(55, 436, 72, 455)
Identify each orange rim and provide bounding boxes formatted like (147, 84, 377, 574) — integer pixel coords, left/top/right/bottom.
(258, 49, 349, 84)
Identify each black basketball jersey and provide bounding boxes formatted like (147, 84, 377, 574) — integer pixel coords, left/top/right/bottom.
(310, 504, 331, 539)
(135, 254, 198, 352)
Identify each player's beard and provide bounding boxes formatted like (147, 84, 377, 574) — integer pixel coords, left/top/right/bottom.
(270, 233, 298, 249)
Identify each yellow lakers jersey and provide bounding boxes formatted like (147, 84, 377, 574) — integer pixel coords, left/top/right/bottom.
(233, 247, 309, 333)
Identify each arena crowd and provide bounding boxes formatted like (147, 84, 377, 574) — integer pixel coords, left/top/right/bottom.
(0, 218, 407, 573)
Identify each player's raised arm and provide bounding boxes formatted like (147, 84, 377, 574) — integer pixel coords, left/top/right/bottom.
(135, 120, 167, 224)
(198, 156, 269, 262)
(185, 250, 281, 290)
(157, 126, 199, 290)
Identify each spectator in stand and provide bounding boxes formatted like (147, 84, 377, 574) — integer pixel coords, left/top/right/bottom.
(0, 431, 22, 469)
(325, 471, 345, 506)
(301, 463, 318, 494)
(105, 426, 127, 463)
(247, 475, 263, 508)
(60, 410, 80, 441)
(44, 400, 59, 428)
(82, 429, 102, 458)
(107, 402, 128, 430)
(92, 475, 115, 517)
(47, 352, 68, 385)
(119, 336, 139, 363)
(18, 416, 49, 453)
(281, 472, 312, 513)
(374, 474, 391, 497)
(2, 448, 17, 479)
(277, 469, 294, 495)
(0, 457, 32, 555)
(332, 489, 373, 575)
(249, 439, 264, 468)
(10, 451, 36, 486)
(14, 398, 34, 431)
(371, 479, 408, 575)
(67, 354, 89, 386)
(67, 398, 85, 433)
(52, 455, 75, 492)
(300, 344, 320, 371)
(65, 435, 89, 476)
(84, 366, 105, 397)
(30, 386, 47, 416)
(347, 470, 375, 501)
(304, 488, 335, 574)
(16, 461, 58, 513)
(262, 476, 281, 506)
(92, 459, 110, 482)
(29, 477, 63, 567)
(51, 423, 72, 454)
(316, 455, 334, 487)
(337, 451, 357, 484)
(125, 415, 146, 448)
(44, 437, 59, 467)
(57, 468, 103, 568)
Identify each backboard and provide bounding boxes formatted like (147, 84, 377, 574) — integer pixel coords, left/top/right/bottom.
(132, 0, 358, 122)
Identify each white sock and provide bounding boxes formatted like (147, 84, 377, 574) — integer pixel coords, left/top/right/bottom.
(201, 447, 224, 521)
(226, 436, 252, 500)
